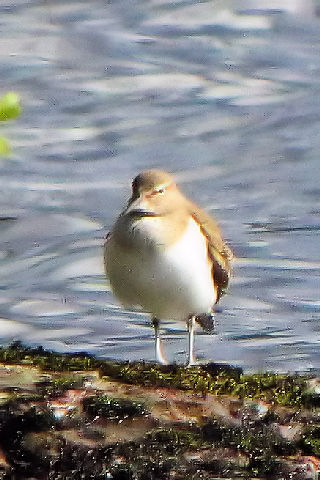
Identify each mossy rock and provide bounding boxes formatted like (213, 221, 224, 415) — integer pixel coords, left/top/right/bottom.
(0, 343, 316, 410)
(82, 394, 147, 420)
(299, 425, 320, 456)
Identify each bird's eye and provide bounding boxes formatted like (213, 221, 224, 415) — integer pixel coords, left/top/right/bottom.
(151, 187, 165, 196)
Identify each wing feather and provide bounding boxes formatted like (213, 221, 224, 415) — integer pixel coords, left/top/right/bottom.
(188, 202, 232, 302)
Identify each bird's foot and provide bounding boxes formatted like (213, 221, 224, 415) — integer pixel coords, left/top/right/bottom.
(195, 312, 215, 334)
(152, 317, 169, 365)
(156, 335, 169, 365)
(186, 355, 197, 368)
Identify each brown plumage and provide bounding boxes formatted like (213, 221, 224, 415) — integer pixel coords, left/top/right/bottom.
(105, 169, 232, 365)
(129, 169, 233, 300)
(188, 201, 233, 301)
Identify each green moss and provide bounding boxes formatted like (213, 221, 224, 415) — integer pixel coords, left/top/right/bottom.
(82, 394, 147, 420)
(0, 404, 55, 440)
(0, 343, 315, 410)
(110, 465, 134, 480)
(42, 375, 85, 397)
(299, 425, 320, 456)
(227, 373, 306, 407)
(113, 427, 204, 479)
(146, 427, 203, 450)
(0, 342, 99, 371)
(117, 422, 291, 478)
(202, 419, 296, 477)
(102, 362, 309, 408)
(12, 392, 43, 404)
(301, 391, 320, 409)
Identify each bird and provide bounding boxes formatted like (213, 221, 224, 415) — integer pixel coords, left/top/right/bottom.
(104, 169, 232, 366)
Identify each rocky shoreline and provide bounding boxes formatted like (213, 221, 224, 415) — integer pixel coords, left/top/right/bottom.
(0, 343, 319, 479)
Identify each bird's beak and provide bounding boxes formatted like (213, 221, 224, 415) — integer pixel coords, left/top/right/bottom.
(125, 195, 158, 217)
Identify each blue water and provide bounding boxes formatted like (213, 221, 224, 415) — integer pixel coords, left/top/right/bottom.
(0, 0, 319, 372)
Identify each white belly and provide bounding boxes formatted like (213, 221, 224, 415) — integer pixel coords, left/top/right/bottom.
(105, 217, 216, 321)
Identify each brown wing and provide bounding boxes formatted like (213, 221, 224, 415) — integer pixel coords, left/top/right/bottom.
(188, 201, 233, 302)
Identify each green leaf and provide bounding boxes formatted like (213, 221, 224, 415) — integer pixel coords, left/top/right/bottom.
(0, 136, 11, 155)
(0, 92, 21, 121)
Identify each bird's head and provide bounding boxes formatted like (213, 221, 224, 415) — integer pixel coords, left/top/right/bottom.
(126, 169, 185, 217)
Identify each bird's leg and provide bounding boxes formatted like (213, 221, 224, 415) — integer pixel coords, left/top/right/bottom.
(187, 315, 197, 367)
(151, 317, 168, 365)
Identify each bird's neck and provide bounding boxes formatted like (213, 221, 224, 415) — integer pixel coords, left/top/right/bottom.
(114, 207, 190, 251)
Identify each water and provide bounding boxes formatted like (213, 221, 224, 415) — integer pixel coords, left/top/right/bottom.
(1, 0, 319, 373)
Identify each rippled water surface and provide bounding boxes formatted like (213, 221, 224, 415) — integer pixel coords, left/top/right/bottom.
(1, 0, 320, 372)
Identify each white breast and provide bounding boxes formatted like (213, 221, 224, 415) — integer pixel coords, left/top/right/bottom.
(106, 217, 216, 321)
